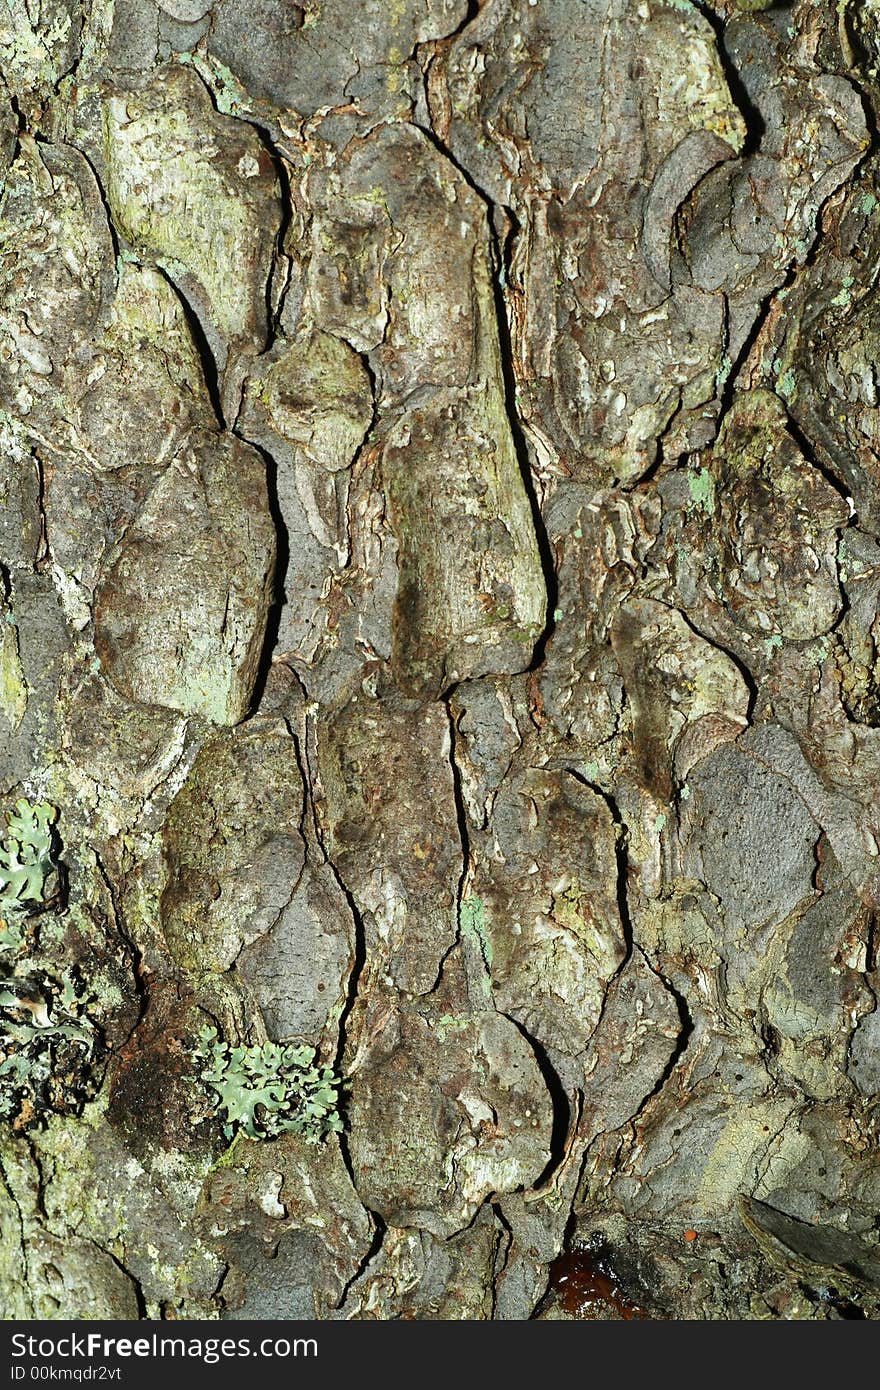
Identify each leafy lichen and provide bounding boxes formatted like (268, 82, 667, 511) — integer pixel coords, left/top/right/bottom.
(0, 801, 99, 1128)
(0, 799, 57, 918)
(195, 1027, 344, 1143)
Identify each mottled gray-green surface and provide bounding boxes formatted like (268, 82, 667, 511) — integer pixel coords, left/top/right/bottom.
(1, 0, 880, 1321)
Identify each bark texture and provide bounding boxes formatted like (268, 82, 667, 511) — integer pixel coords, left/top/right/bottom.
(1, 0, 880, 1320)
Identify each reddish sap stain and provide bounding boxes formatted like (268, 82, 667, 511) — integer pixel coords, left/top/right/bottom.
(549, 1249, 651, 1320)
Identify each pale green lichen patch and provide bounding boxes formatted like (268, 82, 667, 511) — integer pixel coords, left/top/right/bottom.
(460, 895, 492, 968)
(777, 367, 797, 402)
(551, 878, 627, 973)
(179, 51, 253, 119)
(102, 64, 280, 348)
(0, 0, 77, 111)
(687, 465, 715, 516)
(433, 1013, 470, 1043)
(0, 802, 99, 1128)
(714, 355, 733, 394)
(830, 276, 855, 309)
(649, 4, 747, 154)
(460, 895, 494, 999)
(0, 603, 27, 732)
(194, 1028, 344, 1143)
(0, 799, 57, 917)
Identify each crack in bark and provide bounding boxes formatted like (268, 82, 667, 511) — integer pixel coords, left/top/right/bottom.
(91, 846, 149, 1059)
(297, 710, 385, 1281)
(440, 696, 572, 1199)
(92, 1240, 148, 1318)
(785, 410, 858, 522)
(407, 102, 557, 672)
(291, 723, 359, 1080)
(628, 945, 696, 1124)
(564, 769, 634, 973)
(334, 1211, 387, 1312)
(750, 1105, 801, 1195)
(233, 433, 289, 715)
(562, 769, 696, 1119)
(489, 1200, 514, 1319)
(500, 1011, 570, 1192)
(691, 2, 766, 159)
(443, 689, 471, 953)
(146, 262, 225, 429)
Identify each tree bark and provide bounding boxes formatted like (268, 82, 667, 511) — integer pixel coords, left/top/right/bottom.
(1, 0, 880, 1320)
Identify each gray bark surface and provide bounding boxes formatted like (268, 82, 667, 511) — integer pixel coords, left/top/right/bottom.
(1, 0, 879, 1320)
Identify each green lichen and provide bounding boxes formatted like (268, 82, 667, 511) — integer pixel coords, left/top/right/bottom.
(460, 895, 493, 999)
(714, 355, 733, 395)
(687, 466, 715, 517)
(102, 66, 275, 345)
(0, 799, 57, 925)
(434, 1014, 470, 1043)
(0, 606, 27, 732)
(0, 0, 74, 100)
(777, 367, 797, 402)
(180, 51, 252, 118)
(831, 276, 855, 309)
(0, 801, 99, 1127)
(460, 896, 492, 967)
(0, 971, 95, 1125)
(195, 1028, 344, 1143)
(552, 880, 623, 973)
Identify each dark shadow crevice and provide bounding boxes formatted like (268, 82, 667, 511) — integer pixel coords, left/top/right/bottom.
(153, 264, 226, 428)
(501, 1012, 570, 1191)
(405, 121, 558, 676)
(233, 435, 289, 719)
(334, 1212, 388, 1312)
(631, 945, 695, 1119)
(691, 2, 766, 161)
(564, 770, 634, 966)
(293, 727, 386, 1284)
